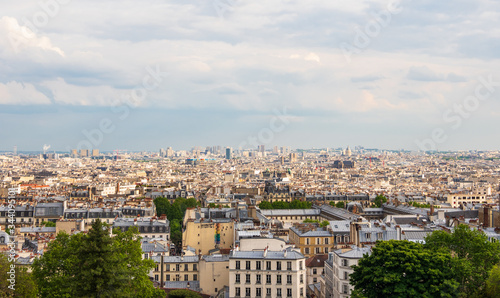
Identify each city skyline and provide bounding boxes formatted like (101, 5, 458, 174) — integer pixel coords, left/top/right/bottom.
(1, 0, 500, 151)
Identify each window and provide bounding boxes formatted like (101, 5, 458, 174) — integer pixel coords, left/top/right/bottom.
(300, 287, 304, 296)
(266, 261, 271, 270)
(287, 275, 292, 284)
(193, 264, 197, 271)
(193, 274, 197, 281)
(277, 275, 282, 285)
(256, 274, 261, 284)
(287, 261, 292, 270)
(276, 261, 281, 270)
(266, 288, 271, 296)
(154, 274, 158, 281)
(313, 277, 317, 282)
(236, 274, 240, 283)
(176, 264, 180, 271)
(256, 288, 262, 297)
(287, 288, 292, 297)
(316, 238, 320, 244)
(184, 274, 188, 281)
(313, 268, 317, 275)
(236, 261, 240, 270)
(342, 259, 349, 267)
(304, 247, 309, 254)
(246, 261, 251, 270)
(306, 238, 310, 245)
(166, 275, 170, 281)
(365, 233, 371, 240)
(175, 274, 180, 281)
(300, 274, 304, 284)
(325, 247, 329, 253)
(245, 288, 251, 297)
(344, 271, 349, 280)
(299, 261, 303, 270)
(316, 247, 320, 254)
(343, 284, 349, 294)
(246, 274, 251, 284)
(155, 264, 159, 271)
(166, 264, 170, 271)
(236, 287, 241, 297)
(266, 275, 271, 284)
(256, 261, 261, 270)
(277, 288, 282, 297)
(184, 264, 188, 271)
(325, 238, 329, 244)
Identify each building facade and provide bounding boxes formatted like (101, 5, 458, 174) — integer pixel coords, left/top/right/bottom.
(229, 248, 307, 298)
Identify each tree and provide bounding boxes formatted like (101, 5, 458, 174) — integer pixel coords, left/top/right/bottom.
(320, 220, 330, 228)
(41, 221, 56, 227)
(373, 195, 387, 207)
(335, 201, 345, 208)
(0, 253, 37, 297)
(167, 289, 201, 298)
(32, 219, 165, 298)
(350, 240, 458, 298)
(424, 224, 500, 297)
(258, 201, 272, 209)
(486, 264, 500, 298)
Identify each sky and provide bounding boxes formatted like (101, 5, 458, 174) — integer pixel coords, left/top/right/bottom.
(1, 0, 500, 152)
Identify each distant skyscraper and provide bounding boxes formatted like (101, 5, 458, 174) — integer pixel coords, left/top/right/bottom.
(80, 149, 89, 157)
(226, 147, 232, 159)
(71, 149, 77, 157)
(13, 146, 17, 156)
(92, 149, 99, 157)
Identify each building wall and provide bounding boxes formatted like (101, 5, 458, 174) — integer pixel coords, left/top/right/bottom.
(199, 257, 230, 296)
(288, 230, 334, 257)
(152, 261, 199, 283)
(182, 221, 234, 255)
(229, 257, 307, 298)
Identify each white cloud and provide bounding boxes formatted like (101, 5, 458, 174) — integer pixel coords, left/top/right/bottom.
(0, 16, 64, 56)
(0, 81, 51, 105)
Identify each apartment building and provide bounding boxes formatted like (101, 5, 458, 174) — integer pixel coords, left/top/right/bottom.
(229, 248, 307, 298)
(324, 246, 371, 298)
(289, 223, 334, 257)
(151, 255, 199, 285)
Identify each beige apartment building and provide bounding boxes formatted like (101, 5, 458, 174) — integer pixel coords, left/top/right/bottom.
(182, 218, 234, 255)
(229, 248, 307, 298)
(199, 254, 230, 296)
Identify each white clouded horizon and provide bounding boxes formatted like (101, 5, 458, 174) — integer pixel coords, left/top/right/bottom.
(0, 0, 499, 151)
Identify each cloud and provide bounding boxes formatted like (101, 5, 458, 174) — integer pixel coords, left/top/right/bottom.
(0, 81, 51, 105)
(0, 16, 65, 56)
(407, 66, 445, 82)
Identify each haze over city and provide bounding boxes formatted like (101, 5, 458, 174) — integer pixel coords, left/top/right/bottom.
(1, 0, 500, 151)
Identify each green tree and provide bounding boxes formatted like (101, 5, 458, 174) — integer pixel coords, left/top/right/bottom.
(486, 264, 500, 298)
(320, 220, 330, 227)
(335, 201, 345, 208)
(0, 254, 38, 297)
(32, 219, 164, 298)
(350, 240, 458, 298)
(424, 224, 500, 297)
(167, 289, 201, 298)
(373, 195, 387, 207)
(154, 197, 170, 217)
(41, 221, 56, 227)
(258, 201, 272, 209)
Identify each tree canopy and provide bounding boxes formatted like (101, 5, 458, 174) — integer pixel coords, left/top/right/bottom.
(258, 199, 311, 209)
(372, 195, 387, 207)
(167, 289, 202, 298)
(424, 224, 500, 297)
(32, 219, 165, 298)
(0, 253, 37, 297)
(350, 240, 458, 298)
(154, 197, 199, 246)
